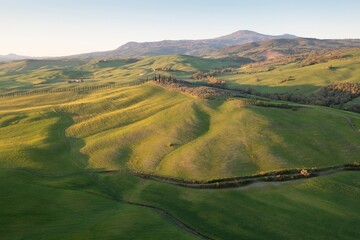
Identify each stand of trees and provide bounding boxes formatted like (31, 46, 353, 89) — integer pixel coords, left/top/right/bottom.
(151, 75, 360, 113)
(192, 68, 234, 80)
(246, 82, 360, 112)
(191, 70, 227, 86)
(152, 74, 177, 83)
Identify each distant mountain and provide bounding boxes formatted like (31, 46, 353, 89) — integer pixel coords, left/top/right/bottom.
(211, 38, 360, 61)
(0, 53, 33, 62)
(68, 30, 298, 58)
(212, 30, 297, 45)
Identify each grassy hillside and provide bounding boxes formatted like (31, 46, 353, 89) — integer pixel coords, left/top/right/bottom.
(216, 49, 360, 96)
(1, 83, 359, 179)
(0, 169, 196, 240)
(1, 168, 359, 240)
(105, 171, 360, 240)
(0, 55, 240, 93)
(0, 59, 90, 91)
(1, 52, 360, 239)
(122, 55, 239, 72)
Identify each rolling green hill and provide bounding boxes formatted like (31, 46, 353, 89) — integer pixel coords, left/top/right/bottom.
(1, 164, 359, 239)
(0, 55, 241, 93)
(1, 50, 360, 239)
(121, 55, 241, 72)
(191, 49, 360, 113)
(1, 83, 359, 179)
(223, 50, 360, 94)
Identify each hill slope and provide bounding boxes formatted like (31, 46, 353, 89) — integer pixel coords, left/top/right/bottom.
(220, 49, 360, 96)
(0, 55, 243, 92)
(1, 83, 359, 179)
(211, 38, 360, 61)
(1, 53, 360, 239)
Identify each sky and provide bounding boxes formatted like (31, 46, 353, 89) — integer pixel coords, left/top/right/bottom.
(0, 0, 359, 57)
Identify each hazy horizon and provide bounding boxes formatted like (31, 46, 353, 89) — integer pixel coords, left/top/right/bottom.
(1, 0, 360, 57)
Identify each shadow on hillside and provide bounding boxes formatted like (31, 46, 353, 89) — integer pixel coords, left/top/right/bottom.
(22, 110, 89, 174)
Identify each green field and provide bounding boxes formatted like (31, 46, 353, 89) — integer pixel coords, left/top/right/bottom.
(1, 84, 359, 179)
(1, 168, 359, 239)
(0, 169, 196, 240)
(0, 55, 238, 93)
(222, 50, 360, 95)
(0, 53, 360, 239)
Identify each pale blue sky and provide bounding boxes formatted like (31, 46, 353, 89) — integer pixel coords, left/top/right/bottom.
(1, 0, 359, 56)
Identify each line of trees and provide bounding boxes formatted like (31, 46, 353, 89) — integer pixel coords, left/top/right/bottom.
(240, 82, 360, 112)
(151, 74, 177, 83)
(103, 163, 359, 189)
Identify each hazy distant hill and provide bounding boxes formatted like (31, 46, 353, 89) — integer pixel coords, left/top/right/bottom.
(68, 30, 297, 58)
(211, 38, 360, 61)
(212, 30, 296, 46)
(0, 53, 32, 62)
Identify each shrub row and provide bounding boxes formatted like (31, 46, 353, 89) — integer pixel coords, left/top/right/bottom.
(101, 163, 359, 189)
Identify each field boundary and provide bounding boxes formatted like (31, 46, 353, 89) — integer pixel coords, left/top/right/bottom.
(3, 163, 359, 189)
(89, 173, 213, 240)
(100, 163, 360, 189)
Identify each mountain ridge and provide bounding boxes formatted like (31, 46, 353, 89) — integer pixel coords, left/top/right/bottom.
(66, 30, 298, 58)
(210, 37, 360, 61)
(4, 30, 360, 61)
